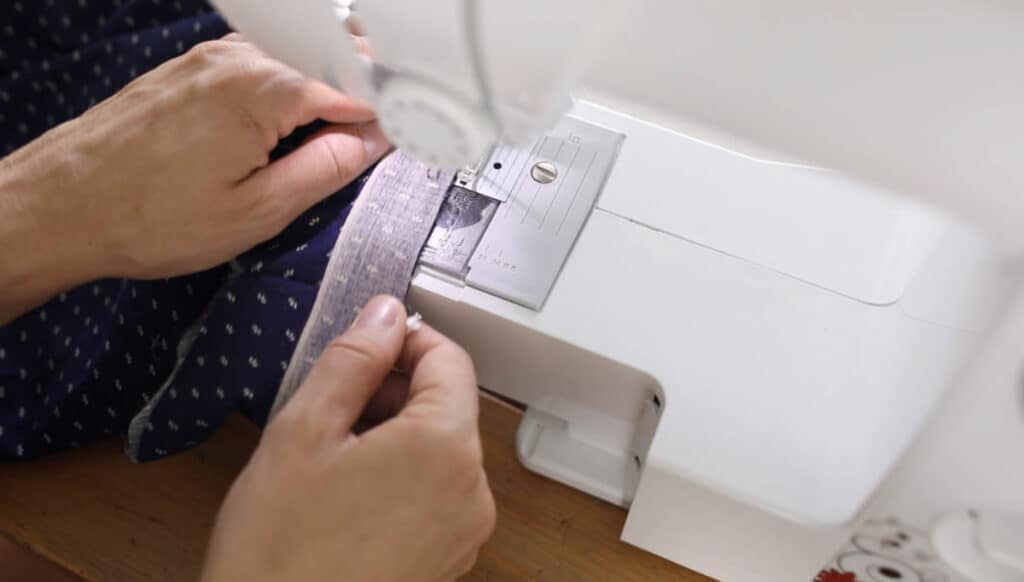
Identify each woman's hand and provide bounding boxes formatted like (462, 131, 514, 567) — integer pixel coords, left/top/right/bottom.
(0, 34, 388, 323)
(201, 295, 496, 582)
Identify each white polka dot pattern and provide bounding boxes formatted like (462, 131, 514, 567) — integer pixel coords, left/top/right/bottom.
(0, 1, 373, 462)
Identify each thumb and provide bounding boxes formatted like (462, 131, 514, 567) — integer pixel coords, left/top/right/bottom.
(240, 121, 391, 222)
(284, 295, 407, 435)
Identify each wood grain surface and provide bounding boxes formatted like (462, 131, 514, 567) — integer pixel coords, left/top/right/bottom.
(0, 395, 711, 581)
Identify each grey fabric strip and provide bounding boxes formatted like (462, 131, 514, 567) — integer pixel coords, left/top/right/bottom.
(270, 151, 454, 419)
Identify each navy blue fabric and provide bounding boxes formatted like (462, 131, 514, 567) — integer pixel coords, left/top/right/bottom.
(0, 1, 364, 461)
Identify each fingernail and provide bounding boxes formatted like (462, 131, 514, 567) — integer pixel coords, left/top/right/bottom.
(361, 121, 391, 160)
(355, 295, 401, 329)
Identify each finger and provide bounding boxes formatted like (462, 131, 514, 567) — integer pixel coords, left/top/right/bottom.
(281, 76, 378, 127)
(245, 74, 377, 139)
(283, 295, 407, 434)
(236, 49, 377, 136)
(396, 325, 479, 432)
(241, 121, 390, 219)
(442, 549, 480, 581)
(220, 32, 248, 43)
(352, 371, 410, 433)
(191, 36, 377, 131)
(350, 34, 371, 55)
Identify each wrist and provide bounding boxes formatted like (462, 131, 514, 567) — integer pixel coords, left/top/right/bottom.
(0, 142, 114, 323)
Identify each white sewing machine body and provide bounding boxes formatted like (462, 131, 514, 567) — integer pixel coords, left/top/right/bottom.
(211, 1, 1024, 579)
(408, 100, 1021, 580)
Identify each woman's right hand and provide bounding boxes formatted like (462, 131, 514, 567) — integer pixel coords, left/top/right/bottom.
(200, 296, 496, 582)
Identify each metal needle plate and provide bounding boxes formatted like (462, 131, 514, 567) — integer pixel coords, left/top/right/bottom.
(422, 116, 624, 310)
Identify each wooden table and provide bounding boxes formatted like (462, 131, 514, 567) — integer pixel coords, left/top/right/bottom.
(0, 395, 711, 581)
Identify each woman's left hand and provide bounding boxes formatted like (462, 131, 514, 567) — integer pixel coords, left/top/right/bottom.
(0, 34, 389, 322)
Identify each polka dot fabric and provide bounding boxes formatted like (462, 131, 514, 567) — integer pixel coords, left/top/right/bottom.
(1, 0, 225, 156)
(0, 1, 368, 462)
(126, 173, 365, 461)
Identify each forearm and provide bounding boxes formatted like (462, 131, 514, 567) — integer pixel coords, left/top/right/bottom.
(0, 142, 110, 325)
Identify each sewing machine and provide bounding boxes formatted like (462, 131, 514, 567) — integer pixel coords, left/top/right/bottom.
(210, 1, 1024, 580)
